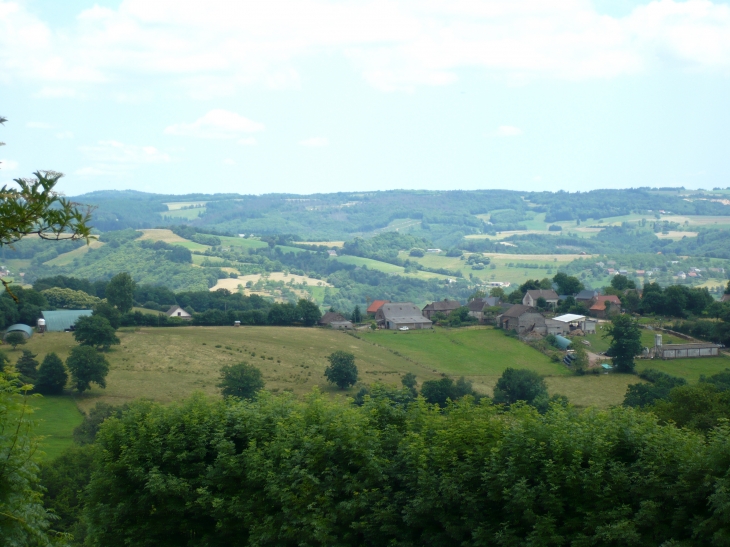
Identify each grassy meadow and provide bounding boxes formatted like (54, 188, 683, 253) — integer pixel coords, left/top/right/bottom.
(13, 323, 729, 458)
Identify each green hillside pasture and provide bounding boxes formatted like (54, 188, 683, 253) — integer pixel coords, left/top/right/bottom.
(405, 252, 571, 286)
(217, 235, 268, 250)
(161, 207, 207, 220)
(32, 395, 84, 460)
(43, 240, 105, 267)
(164, 201, 208, 210)
(20, 328, 443, 414)
(333, 255, 448, 280)
(137, 229, 209, 251)
(637, 355, 730, 383)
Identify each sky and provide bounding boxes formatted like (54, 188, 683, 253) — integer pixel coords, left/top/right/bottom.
(1, 0, 729, 197)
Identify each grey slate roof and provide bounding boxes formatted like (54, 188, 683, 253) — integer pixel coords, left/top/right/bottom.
(380, 303, 433, 324)
(422, 300, 462, 312)
(575, 289, 599, 300)
(525, 289, 559, 301)
(41, 310, 93, 332)
(501, 304, 536, 319)
(319, 311, 348, 325)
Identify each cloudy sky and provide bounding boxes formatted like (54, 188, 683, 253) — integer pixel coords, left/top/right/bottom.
(1, 0, 729, 196)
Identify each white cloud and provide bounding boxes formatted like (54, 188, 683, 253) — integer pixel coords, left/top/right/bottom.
(495, 126, 523, 137)
(1, 0, 729, 94)
(56, 131, 74, 139)
(26, 121, 52, 129)
(33, 88, 80, 99)
(238, 137, 258, 146)
(0, 158, 19, 171)
(299, 137, 329, 147)
(223, 158, 236, 165)
(164, 110, 265, 139)
(78, 140, 170, 176)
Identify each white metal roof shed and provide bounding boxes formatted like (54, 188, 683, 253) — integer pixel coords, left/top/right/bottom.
(553, 314, 587, 323)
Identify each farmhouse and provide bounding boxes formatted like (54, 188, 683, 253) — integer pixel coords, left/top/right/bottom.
(41, 310, 93, 332)
(376, 303, 433, 330)
(166, 305, 192, 320)
(498, 305, 546, 334)
(467, 297, 501, 322)
(522, 289, 559, 308)
(319, 311, 353, 329)
(366, 300, 389, 315)
(722, 294, 730, 303)
(589, 295, 621, 319)
(575, 289, 599, 305)
(422, 299, 462, 320)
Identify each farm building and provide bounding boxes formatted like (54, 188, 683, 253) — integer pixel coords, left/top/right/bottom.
(3, 324, 33, 341)
(376, 303, 433, 330)
(467, 297, 501, 322)
(656, 342, 720, 359)
(552, 313, 597, 334)
(319, 311, 353, 329)
(522, 289, 559, 308)
(422, 299, 462, 320)
(722, 294, 730, 303)
(589, 295, 622, 319)
(41, 310, 93, 332)
(575, 289, 599, 305)
(166, 305, 192, 320)
(498, 305, 546, 334)
(366, 300, 389, 315)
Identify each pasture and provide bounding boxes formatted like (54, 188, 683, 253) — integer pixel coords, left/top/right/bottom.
(43, 240, 105, 267)
(32, 395, 84, 460)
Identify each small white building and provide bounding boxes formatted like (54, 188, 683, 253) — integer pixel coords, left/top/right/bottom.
(166, 305, 192, 320)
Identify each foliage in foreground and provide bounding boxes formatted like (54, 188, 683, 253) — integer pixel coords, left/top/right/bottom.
(75, 391, 730, 547)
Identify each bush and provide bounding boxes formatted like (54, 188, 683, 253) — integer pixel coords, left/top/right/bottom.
(493, 368, 548, 405)
(4, 331, 26, 349)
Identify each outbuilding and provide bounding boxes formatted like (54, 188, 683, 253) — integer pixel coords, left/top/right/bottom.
(41, 310, 93, 332)
(3, 324, 33, 341)
(376, 303, 433, 330)
(166, 305, 192, 320)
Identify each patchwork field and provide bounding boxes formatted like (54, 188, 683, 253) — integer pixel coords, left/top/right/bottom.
(137, 229, 209, 251)
(210, 272, 332, 292)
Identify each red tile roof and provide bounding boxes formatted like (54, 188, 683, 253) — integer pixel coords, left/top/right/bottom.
(589, 295, 622, 311)
(366, 300, 389, 314)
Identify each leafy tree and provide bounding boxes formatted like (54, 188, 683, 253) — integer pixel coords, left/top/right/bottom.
(420, 376, 476, 406)
(105, 272, 136, 313)
(535, 296, 548, 310)
(604, 314, 642, 373)
(73, 315, 120, 350)
(623, 369, 687, 408)
(66, 346, 110, 393)
(92, 301, 122, 329)
(296, 298, 322, 326)
(351, 305, 362, 324)
(15, 349, 39, 384)
(324, 351, 358, 389)
(401, 372, 418, 396)
(570, 343, 589, 375)
(218, 362, 265, 399)
(651, 382, 730, 432)
(553, 272, 584, 295)
(73, 401, 127, 445)
(0, 350, 8, 372)
(4, 331, 26, 349)
(493, 368, 548, 405)
(610, 274, 635, 291)
(40, 286, 101, 309)
(40, 444, 96, 540)
(489, 287, 505, 299)
(34, 353, 68, 395)
(267, 302, 297, 325)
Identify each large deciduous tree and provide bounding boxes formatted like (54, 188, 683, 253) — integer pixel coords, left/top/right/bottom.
(73, 315, 120, 350)
(296, 298, 322, 326)
(324, 351, 358, 389)
(105, 272, 136, 313)
(218, 362, 265, 400)
(493, 368, 548, 405)
(66, 346, 110, 393)
(34, 352, 68, 395)
(605, 314, 642, 373)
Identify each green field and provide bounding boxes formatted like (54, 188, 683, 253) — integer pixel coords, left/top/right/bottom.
(332, 255, 448, 280)
(161, 207, 207, 219)
(32, 395, 84, 459)
(43, 241, 105, 267)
